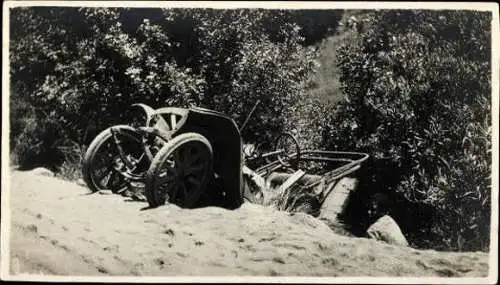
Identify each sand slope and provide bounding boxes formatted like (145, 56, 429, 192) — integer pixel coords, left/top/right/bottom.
(5, 170, 489, 277)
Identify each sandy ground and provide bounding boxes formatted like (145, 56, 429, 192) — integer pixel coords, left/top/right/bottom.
(4, 169, 490, 277)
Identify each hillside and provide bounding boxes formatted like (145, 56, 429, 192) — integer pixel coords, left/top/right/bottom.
(305, 31, 354, 106)
(4, 169, 490, 278)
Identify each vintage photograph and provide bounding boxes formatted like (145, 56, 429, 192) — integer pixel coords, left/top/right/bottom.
(1, 1, 498, 283)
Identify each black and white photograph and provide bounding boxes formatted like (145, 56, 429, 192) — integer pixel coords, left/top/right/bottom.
(1, 1, 498, 283)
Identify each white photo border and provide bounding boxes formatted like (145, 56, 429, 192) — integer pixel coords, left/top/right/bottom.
(1, 1, 498, 284)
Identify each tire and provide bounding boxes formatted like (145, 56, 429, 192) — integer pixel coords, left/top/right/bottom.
(145, 132, 213, 208)
(82, 125, 144, 193)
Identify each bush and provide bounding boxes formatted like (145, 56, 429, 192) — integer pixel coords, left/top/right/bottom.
(10, 7, 318, 170)
(163, 9, 318, 145)
(10, 93, 66, 170)
(325, 10, 492, 251)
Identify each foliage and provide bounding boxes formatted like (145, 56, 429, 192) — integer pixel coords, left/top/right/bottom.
(325, 10, 492, 251)
(9, 7, 320, 170)
(10, 91, 65, 169)
(161, 9, 319, 145)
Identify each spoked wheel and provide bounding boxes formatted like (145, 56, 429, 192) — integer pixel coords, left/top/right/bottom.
(274, 132, 301, 168)
(145, 133, 213, 208)
(82, 125, 153, 193)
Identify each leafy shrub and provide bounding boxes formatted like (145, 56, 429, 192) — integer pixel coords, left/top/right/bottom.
(163, 9, 318, 145)
(10, 7, 319, 171)
(10, 92, 66, 170)
(325, 10, 492, 251)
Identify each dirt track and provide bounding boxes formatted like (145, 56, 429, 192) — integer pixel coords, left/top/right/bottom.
(5, 169, 490, 277)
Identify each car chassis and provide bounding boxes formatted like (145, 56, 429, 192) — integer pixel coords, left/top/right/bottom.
(82, 103, 369, 210)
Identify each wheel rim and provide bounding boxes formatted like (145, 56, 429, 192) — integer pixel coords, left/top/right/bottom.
(154, 141, 211, 207)
(89, 133, 148, 192)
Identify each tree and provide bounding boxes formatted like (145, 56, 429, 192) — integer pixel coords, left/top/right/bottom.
(327, 10, 492, 251)
(9, 7, 317, 168)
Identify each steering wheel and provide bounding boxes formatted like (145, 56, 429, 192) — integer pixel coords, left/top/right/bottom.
(274, 132, 300, 168)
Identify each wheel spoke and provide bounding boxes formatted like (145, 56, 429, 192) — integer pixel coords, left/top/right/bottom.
(157, 171, 174, 184)
(95, 164, 114, 182)
(133, 153, 146, 164)
(104, 170, 120, 189)
(186, 176, 201, 187)
(170, 114, 177, 129)
(184, 163, 204, 175)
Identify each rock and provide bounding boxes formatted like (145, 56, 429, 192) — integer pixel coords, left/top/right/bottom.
(30, 167, 55, 177)
(366, 215, 409, 247)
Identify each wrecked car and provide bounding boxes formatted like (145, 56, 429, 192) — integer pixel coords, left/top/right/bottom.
(82, 103, 369, 211)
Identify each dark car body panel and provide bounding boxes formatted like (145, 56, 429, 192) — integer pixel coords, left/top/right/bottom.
(173, 107, 244, 209)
